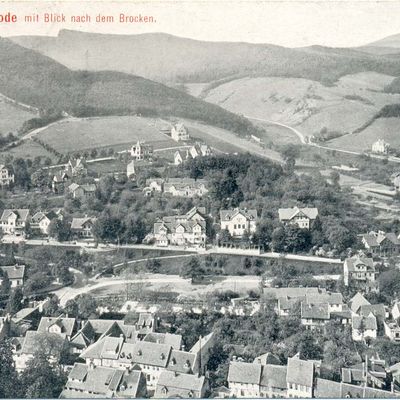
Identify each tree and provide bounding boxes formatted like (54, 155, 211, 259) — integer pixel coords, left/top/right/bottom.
(75, 293, 98, 318)
(43, 295, 61, 317)
(48, 218, 71, 242)
(281, 144, 300, 173)
(6, 287, 23, 314)
(64, 299, 79, 317)
(0, 339, 20, 398)
(181, 257, 204, 282)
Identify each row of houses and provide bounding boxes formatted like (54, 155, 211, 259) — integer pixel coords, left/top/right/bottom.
(143, 178, 209, 198)
(226, 351, 400, 398)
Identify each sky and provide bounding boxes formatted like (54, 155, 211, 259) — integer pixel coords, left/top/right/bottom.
(1, 1, 400, 48)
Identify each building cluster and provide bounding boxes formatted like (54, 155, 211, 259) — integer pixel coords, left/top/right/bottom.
(0, 164, 14, 186)
(143, 178, 209, 198)
(371, 139, 390, 155)
(225, 352, 400, 398)
(174, 143, 212, 165)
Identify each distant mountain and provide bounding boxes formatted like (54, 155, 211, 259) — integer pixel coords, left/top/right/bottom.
(356, 33, 400, 55)
(0, 38, 259, 136)
(10, 29, 400, 85)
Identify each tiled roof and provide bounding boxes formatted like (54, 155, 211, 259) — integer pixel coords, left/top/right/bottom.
(306, 292, 343, 305)
(278, 207, 318, 221)
(260, 365, 287, 389)
(359, 304, 386, 320)
(143, 332, 182, 349)
(156, 370, 205, 393)
(349, 292, 371, 313)
(1, 265, 25, 280)
(301, 303, 330, 320)
(220, 208, 257, 222)
(362, 232, 400, 247)
(352, 313, 377, 331)
(344, 256, 375, 272)
(190, 332, 214, 353)
(228, 361, 262, 385)
(119, 341, 172, 367)
(21, 330, 66, 355)
(287, 357, 314, 387)
(263, 287, 325, 300)
(167, 349, 197, 374)
(37, 316, 76, 337)
(71, 217, 96, 230)
(0, 209, 30, 222)
(31, 211, 57, 224)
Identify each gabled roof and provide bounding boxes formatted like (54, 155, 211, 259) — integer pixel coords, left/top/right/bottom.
(352, 313, 377, 331)
(260, 364, 287, 389)
(143, 332, 182, 350)
(263, 287, 325, 300)
(71, 217, 96, 230)
(118, 341, 172, 367)
(349, 292, 371, 313)
(0, 209, 29, 222)
(21, 330, 66, 355)
(37, 316, 76, 337)
(220, 208, 257, 222)
(228, 361, 262, 385)
(359, 304, 386, 320)
(362, 231, 400, 247)
(31, 211, 57, 224)
(344, 255, 375, 272)
(167, 349, 197, 374)
(287, 356, 314, 387)
(156, 370, 205, 393)
(301, 302, 330, 320)
(306, 292, 343, 305)
(1, 265, 25, 280)
(278, 207, 318, 221)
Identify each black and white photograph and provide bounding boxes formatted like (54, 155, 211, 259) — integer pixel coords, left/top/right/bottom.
(2, 1, 400, 398)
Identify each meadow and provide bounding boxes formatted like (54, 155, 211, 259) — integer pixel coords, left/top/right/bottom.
(0, 97, 37, 134)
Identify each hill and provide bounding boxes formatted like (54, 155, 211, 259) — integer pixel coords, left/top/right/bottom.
(10, 29, 400, 85)
(0, 38, 259, 137)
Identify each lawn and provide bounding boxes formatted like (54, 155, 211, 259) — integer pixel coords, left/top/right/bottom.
(37, 116, 177, 153)
(1, 140, 57, 162)
(0, 97, 37, 134)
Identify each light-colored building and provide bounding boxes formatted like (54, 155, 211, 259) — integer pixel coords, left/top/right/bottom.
(164, 178, 208, 198)
(286, 355, 315, 398)
(144, 178, 164, 195)
(0, 164, 14, 186)
(189, 143, 212, 159)
(278, 207, 319, 229)
(0, 209, 30, 237)
(71, 217, 97, 239)
(343, 256, 378, 293)
(372, 139, 390, 155)
(153, 207, 207, 247)
(67, 183, 97, 200)
(171, 123, 190, 142)
(126, 160, 136, 179)
(361, 231, 400, 257)
(174, 150, 189, 165)
(65, 157, 87, 177)
(30, 211, 57, 235)
(52, 171, 69, 193)
(352, 313, 377, 342)
(129, 141, 153, 161)
(220, 208, 257, 238)
(0, 264, 25, 288)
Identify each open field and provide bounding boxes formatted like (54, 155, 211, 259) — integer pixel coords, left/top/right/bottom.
(328, 117, 400, 152)
(1, 140, 57, 162)
(36, 116, 176, 154)
(0, 96, 37, 134)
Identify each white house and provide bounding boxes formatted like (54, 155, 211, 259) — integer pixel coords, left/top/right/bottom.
(30, 211, 57, 235)
(0, 209, 30, 237)
(164, 178, 208, 198)
(343, 256, 378, 293)
(219, 208, 257, 238)
(352, 313, 377, 342)
(278, 207, 318, 229)
(129, 141, 153, 160)
(286, 355, 315, 398)
(171, 123, 190, 142)
(174, 150, 189, 165)
(372, 139, 390, 155)
(126, 160, 136, 179)
(0, 265, 25, 288)
(67, 183, 97, 200)
(71, 217, 97, 239)
(0, 165, 14, 186)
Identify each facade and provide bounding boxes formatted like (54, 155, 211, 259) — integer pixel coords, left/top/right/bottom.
(361, 231, 400, 257)
(171, 123, 190, 142)
(65, 157, 87, 177)
(286, 356, 315, 398)
(52, 171, 69, 193)
(189, 143, 212, 159)
(174, 150, 189, 165)
(278, 207, 319, 229)
(153, 207, 207, 247)
(343, 256, 378, 293)
(0, 264, 25, 288)
(0, 164, 14, 186)
(67, 183, 97, 200)
(219, 208, 257, 238)
(129, 141, 153, 160)
(71, 217, 97, 239)
(0, 209, 30, 237)
(352, 313, 377, 342)
(372, 139, 390, 155)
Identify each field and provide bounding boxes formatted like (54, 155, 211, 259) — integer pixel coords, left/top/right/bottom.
(328, 117, 400, 152)
(36, 116, 177, 154)
(1, 140, 56, 162)
(0, 96, 37, 134)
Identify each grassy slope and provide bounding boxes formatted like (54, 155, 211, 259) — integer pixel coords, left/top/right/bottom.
(0, 97, 37, 134)
(10, 30, 400, 85)
(0, 38, 258, 137)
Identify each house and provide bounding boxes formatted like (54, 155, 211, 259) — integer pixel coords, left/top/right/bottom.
(164, 178, 208, 198)
(154, 370, 207, 398)
(129, 141, 153, 161)
(372, 139, 390, 155)
(228, 361, 263, 397)
(171, 123, 190, 142)
(143, 178, 164, 196)
(30, 211, 57, 235)
(189, 143, 212, 159)
(65, 157, 87, 176)
(384, 320, 400, 341)
(0, 265, 25, 288)
(286, 355, 315, 398)
(126, 160, 136, 179)
(343, 256, 378, 293)
(0, 164, 14, 186)
(278, 207, 319, 229)
(153, 207, 207, 247)
(0, 209, 30, 237)
(219, 208, 257, 238)
(174, 150, 189, 165)
(52, 171, 69, 193)
(352, 312, 377, 342)
(301, 303, 330, 330)
(305, 292, 344, 312)
(60, 363, 147, 399)
(67, 183, 97, 200)
(71, 217, 97, 239)
(361, 231, 400, 257)
(349, 292, 371, 314)
(37, 316, 77, 340)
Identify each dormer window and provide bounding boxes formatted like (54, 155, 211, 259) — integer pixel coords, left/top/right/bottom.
(137, 350, 142, 356)
(162, 386, 168, 394)
(121, 352, 125, 358)
(170, 358, 176, 366)
(160, 353, 165, 360)
(188, 390, 194, 398)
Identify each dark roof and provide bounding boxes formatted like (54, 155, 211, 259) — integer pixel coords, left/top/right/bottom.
(1, 265, 25, 280)
(278, 207, 318, 221)
(37, 316, 76, 337)
(344, 256, 375, 272)
(287, 357, 314, 387)
(352, 313, 377, 331)
(260, 365, 287, 389)
(301, 303, 330, 320)
(228, 361, 262, 385)
(359, 304, 386, 320)
(0, 209, 29, 222)
(220, 208, 257, 222)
